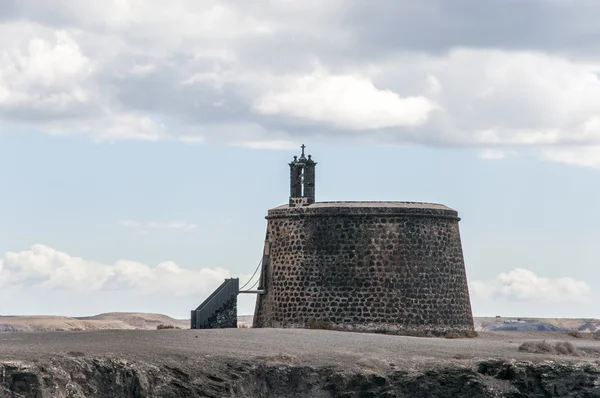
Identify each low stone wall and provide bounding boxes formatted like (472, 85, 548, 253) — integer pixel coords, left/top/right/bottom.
(253, 202, 474, 335)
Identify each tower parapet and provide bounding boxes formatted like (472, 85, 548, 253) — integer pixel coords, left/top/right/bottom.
(288, 145, 317, 207)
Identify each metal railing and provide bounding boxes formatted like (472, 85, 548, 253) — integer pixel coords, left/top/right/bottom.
(190, 278, 239, 329)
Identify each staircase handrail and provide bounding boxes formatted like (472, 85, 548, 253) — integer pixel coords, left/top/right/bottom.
(195, 279, 231, 311)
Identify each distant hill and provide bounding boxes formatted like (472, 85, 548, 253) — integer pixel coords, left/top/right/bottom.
(1, 313, 598, 333)
(474, 317, 600, 333)
(76, 312, 189, 329)
(0, 313, 189, 332)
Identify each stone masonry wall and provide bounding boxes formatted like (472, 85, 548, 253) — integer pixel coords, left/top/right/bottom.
(253, 202, 474, 335)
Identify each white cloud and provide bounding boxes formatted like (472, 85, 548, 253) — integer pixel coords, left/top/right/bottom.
(129, 63, 157, 76)
(0, 244, 226, 294)
(541, 145, 600, 169)
(254, 69, 437, 130)
(0, 27, 166, 142)
(382, 50, 600, 147)
(119, 220, 197, 233)
(0, 244, 259, 317)
(470, 268, 591, 303)
(0, 30, 91, 109)
(119, 220, 140, 228)
(479, 149, 507, 160)
(7, 0, 275, 36)
(178, 135, 206, 144)
(235, 140, 298, 150)
(478, 149, 518, 160)
(51, 112, 165, 142)
(146, 221, 197, 231)
(3, 2, 600, 168)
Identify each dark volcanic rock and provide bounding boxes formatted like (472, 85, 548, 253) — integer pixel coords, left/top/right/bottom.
(1, 357, 599, 398)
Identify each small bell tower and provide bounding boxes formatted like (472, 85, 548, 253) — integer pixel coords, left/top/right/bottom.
(289, 145, 317, 207)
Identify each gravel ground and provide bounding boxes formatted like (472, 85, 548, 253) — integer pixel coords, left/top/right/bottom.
(1, 329, 599, 371)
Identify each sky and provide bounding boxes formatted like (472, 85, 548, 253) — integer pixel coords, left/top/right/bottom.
(1, 0, 599, 319)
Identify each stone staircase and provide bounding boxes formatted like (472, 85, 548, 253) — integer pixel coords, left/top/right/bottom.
(190, 278, 239, 329)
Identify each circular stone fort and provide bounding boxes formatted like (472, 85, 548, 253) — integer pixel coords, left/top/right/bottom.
(252, 146, 475, 336)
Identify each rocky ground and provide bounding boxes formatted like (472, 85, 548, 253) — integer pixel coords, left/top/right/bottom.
(1, 328, 600, 397)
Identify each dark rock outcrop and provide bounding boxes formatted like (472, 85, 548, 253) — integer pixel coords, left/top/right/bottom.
(2, 357, 599, 397)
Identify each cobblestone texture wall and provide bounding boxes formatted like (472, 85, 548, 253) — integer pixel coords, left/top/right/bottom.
(253, 202, 474, 336)
(204, 297, 237, 329)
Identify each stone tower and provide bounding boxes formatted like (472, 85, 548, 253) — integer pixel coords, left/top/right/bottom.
(253, 146, 475, 336)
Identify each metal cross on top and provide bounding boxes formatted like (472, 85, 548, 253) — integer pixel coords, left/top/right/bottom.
(300, 144, 306, 157)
